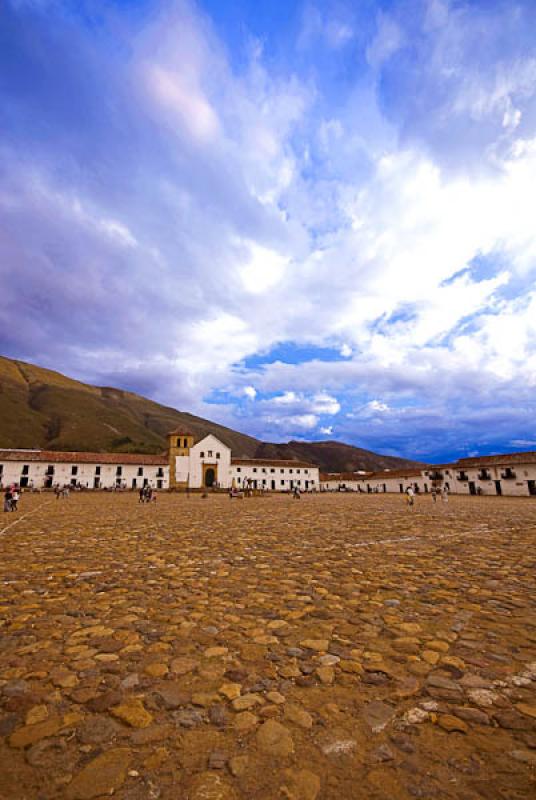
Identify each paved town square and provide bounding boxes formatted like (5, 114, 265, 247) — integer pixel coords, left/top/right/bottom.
(1, 493, 535, 800)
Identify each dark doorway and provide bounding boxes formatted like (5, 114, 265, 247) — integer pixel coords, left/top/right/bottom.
(20, 476, 29, 488)
(528, 480, 536, 496)
(494, 480, 502, 496)
(205, 468, 216, 488)
(271, 480, 275, 490)
(469, 482, 476, 495)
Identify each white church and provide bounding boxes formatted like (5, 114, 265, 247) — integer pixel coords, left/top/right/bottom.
(169, 430, 319, 491)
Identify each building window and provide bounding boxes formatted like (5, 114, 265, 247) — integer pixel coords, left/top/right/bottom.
(116, 466, 122, 476)
(289, 469, 293, 474)
(280, 480, 285, 486)
(216, 452, 220, 459)
(305, 470, 308, 474)
(137, 467, 143, 476)
(46, 465, 54, 475)
(157, 467, 164, 477)
(22, 464, 30, 475)
(262, 468, 266, 473)
(253, 468, 257, 473)
(95, 466, 101, 475)
(270, 468, 275, 473)
(200, 452, 204, 458)
(297, 469, 300, 474)
(208, 451, 213, 457)
(183, 438, 188, 448)
(71, 466, 78, 476)
(236, 467, 241, 473)
(237, 477, 241, 484)
(280, 468, 284, 473)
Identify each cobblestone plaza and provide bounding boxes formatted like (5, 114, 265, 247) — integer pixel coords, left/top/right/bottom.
(1, 493, 535, 799)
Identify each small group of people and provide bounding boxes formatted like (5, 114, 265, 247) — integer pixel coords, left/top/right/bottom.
(405, 484, 449, 508)
(138, 485, 157, 503)
(3, 485, 20, 512)
(431, 485, 449, 503)
(54, 485, 70, 499)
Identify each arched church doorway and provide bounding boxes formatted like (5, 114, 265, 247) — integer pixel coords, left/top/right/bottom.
(204, 467, 216, 488)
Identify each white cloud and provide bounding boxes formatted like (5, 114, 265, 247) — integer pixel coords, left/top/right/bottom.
(243, 385, 257, 400)
(238, 241, 289, 294)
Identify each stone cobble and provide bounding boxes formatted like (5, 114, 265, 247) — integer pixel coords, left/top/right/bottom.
(0, 492, 535, 799)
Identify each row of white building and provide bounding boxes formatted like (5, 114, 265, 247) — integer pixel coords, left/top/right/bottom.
(1, 428, 535, 497)
(320, 451, 536, 497)
(0, 430, 320, 492)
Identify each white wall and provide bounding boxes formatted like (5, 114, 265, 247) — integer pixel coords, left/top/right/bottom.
(230, 463, 319, 491)
(0, 458, 168, 490)
(180, 435, 232, 489)
(321, 463, 536, 497)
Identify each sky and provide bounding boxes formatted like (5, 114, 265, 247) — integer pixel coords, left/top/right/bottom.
(1, 0, 536, 462)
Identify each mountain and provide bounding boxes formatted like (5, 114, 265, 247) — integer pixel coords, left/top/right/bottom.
(0, 356, 422, 472)
(254, 439, 423, 474)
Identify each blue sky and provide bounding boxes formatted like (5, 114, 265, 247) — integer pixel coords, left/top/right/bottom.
(1, 0, 536, 462)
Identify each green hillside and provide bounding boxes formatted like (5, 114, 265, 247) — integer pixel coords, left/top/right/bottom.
(0, 356, 260, 456)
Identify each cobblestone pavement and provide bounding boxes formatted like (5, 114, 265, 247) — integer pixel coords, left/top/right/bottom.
(1, 492, 535, 800)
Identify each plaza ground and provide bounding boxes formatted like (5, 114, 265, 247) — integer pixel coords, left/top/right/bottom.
(0, 492, 535, 800)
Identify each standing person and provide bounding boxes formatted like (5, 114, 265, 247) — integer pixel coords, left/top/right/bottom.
(431, 486, 437, 503)
(138, 487, 144, 503)
(405, 486, 415, 509)
(11, 487, 19, 511)
(4, 488, 12, 512)
(441, 485, 449, 503)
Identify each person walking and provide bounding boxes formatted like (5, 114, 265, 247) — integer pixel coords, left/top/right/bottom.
(10, 488, 19, 511)
(4, 488, 12, 512)
(405, 486, 415, 509)
(441, 485, 449, 503)
(138, 487, 145, 503)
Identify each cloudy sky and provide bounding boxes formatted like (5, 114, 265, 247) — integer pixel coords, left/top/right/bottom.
(1, 0, 536, 462)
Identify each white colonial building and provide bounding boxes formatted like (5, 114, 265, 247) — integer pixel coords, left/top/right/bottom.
(0, 449, 168, 490)
(0, 430, 320, 492)
(320, 451, 536, 497)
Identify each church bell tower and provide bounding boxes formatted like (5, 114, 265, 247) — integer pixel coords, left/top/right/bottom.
(168, 429, 194, 489)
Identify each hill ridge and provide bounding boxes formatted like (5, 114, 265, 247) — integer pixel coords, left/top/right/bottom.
(0, 355, 422, 473)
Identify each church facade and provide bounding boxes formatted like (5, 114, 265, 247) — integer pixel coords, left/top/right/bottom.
(168, 430, 320, 491)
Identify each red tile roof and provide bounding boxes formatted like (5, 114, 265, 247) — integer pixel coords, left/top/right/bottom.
(0, 449, 168, 466)
(456, 451, 536, 467)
